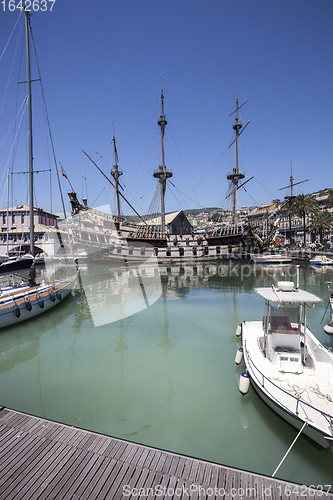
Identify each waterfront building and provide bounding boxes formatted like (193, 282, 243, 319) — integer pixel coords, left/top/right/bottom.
(140, 211, 193, 235)
(0, 204, 63, 255)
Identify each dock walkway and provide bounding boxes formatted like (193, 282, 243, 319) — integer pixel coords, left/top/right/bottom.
(0, 407, 330, 499)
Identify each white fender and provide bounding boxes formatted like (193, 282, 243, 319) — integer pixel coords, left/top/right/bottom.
(235, 324, 242, 337)
(324, 323, 333, 335)
(235, 347, 243, 365)
(239, 371, 250, 395)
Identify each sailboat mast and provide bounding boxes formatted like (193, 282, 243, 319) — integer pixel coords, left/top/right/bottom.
(24, 8, 34, 256)
(6, 168, 9, 256)
(160, 90, 166, 171)
(111, 131, 123, 219)
(233, 96, 241, 221)
(159, 90, 167, 233)
(290, 160, 294, 197)
(227, 93, 245, 225)
(153, 87, 172, 235)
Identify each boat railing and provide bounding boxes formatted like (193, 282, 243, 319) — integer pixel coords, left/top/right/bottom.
(244, 342, 333, 429)
(211, 222, 244, 237)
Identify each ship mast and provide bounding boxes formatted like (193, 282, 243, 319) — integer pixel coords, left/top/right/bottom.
(24, 7, 35, 256)
(279, 161, 309, 245)
(110, 126, 123, 219)
(227, 91, 249, 225)
(279, 161, 309, 199)
(153, 85, 172, 235)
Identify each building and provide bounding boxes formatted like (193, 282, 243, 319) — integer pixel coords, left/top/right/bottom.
(0, 204, 62, 255)
(140, 211, 193, 235)
(250, 188, 333, 246)
(247, 201, 281, 228)
(312, 189, 333, 214)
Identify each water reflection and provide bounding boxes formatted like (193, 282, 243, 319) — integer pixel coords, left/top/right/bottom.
(79, 257, 162, 326)
(0, 260, 333, 486)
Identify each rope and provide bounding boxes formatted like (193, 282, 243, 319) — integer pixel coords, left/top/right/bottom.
(0, 97, 27, 153)
(0, 11, 23, 62)
(0, 15, 23, 119)
(272, 421, 307, 477)
(167, 180, 204, 209)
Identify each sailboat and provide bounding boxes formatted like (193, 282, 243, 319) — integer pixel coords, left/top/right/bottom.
(0, 8, 77, 329)
(67, 91, 282, 263)
(0, 169, 33, 274)
(66, 89, 195, 263)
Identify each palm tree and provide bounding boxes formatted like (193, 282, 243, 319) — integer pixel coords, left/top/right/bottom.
(325, 188, 333, 210)
(289, 194, 319, 247)
(308, 210, 333, 244)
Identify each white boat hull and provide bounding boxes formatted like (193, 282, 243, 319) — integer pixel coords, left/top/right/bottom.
(252, 254, 292, 264)
(0, 276, 77, 329)
(249, 366, 330, 449)
(309, 256, 333, 265)
(241, 320, 333, 449)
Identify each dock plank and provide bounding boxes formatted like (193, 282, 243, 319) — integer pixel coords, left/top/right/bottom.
(112, 462, 138, 500)
(0, 436, 48, 487)
(37, 448, 86, 500)
(0, 407, 331, 500)
(56, 451, 99, 500)
(121, 462, 143, 498)
(0, 441, 57, 499)
(79, 457, 113, 500)
(101, 460, 131, 498)
(17, 443, 71, 500)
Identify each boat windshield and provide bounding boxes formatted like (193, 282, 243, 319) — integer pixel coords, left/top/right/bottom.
(269, 304, 301, 334)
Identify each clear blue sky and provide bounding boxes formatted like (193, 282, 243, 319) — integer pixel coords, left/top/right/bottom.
(0, 0, 332, 217)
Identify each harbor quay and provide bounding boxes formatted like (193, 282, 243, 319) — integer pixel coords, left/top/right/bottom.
(0, 407, 331, 499)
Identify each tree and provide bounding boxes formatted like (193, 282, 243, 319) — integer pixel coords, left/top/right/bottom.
(289, 194, 319, 247)
(209, 212, 224, 223)
(308, 210, 333, 244)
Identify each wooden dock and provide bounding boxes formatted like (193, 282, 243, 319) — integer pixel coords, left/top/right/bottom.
(0, 406, 331, 499)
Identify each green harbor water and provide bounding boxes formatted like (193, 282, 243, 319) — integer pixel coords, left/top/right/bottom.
(0, 259, 333, 486)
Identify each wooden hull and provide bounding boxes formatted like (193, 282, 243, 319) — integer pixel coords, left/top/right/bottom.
(206, 233, 244, 246)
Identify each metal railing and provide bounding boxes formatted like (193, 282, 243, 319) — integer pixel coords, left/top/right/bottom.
(244, 341, 333, 433)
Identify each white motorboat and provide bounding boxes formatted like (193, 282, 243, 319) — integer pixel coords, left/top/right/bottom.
(75, 249, 89, 262)
(252, 253, 292, 264)
(0, 254, 9, 265)
(0, 253, 33, 274)
(235, 275, 333, 449)
(309, 254, 333, 265)
(34, 252, 46, 265)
